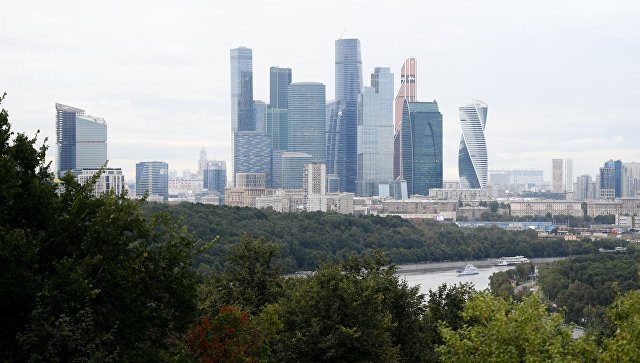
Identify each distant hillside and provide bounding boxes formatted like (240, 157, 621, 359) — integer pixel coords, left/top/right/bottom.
(141, 202, 609, 273)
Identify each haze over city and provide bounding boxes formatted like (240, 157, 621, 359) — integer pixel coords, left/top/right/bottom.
(2, 0, 639, 180)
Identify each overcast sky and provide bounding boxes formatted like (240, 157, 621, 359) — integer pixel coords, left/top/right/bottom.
(2, 1, 639, 182)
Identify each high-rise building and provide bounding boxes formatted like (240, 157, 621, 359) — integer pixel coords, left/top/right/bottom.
(326, 99, 343, 188)
(270, 67, 292, 109)
(458, 100, 489, 189)
(575, 174, 594, 201)
(136, 161, 169, 201)
(281, 152, 312, 189)
(203, 161, 227, 194)
(288, 82, 326, 162)
(304, 163, 327, 196)
(564, 159, 574, 192)
(599, 159, 623, 199)
(233, 131, 272, 186)
(253, 100, 267, 133)
(334, 38, 362, 193)
(400, 100, 443, 196)
(393, 58, 417, 180)
(55, 103, 107, 177)
(356, 67, 394, 196)
(552, 159, 564, 193)
(197, 147, 208, 178)
(266, 67, 292, 152)
(230, 47, 254, 132)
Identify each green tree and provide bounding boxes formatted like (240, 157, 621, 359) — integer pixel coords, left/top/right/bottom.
(600, 290, 640, 362)
(437, 293, 598, 362)
(0, 95, 198, 362)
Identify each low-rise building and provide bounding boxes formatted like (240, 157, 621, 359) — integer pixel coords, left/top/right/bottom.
(428, 188, 491, 201)
(510, 200, 583, 217)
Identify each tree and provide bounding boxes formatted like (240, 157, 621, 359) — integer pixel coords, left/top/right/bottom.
(437, 293, 598, 362)
(0, 95, 198, 362)
(600, 291, 640, 362)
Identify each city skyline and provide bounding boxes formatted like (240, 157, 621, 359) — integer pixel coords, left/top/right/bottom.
(2, 1, 639, 181)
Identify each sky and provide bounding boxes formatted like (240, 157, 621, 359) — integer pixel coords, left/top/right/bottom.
(2, 0, 639, 183)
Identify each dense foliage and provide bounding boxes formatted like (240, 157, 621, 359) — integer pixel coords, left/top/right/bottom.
(0, 95, 198, 362)
(141, 202, 603, 273)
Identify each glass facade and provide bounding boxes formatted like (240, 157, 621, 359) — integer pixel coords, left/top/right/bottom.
(393, 58, 417, 180)
(288, 82, 326, 162)
(55, 103, 107, 177)
(230, 47, 254, 132)
(233, 131, 272, 186)
(270, 67, 292, 109)
(266, 107, 288, 152)
(401, 100, 443, 196)
(334, 39, 362, 193)
(203, 161, 227, 194)
(458, 100, 488, 189)
(136, 161, 169, 201)
(253, 100, 267, 133)
(281, 152, 312, 190)
(356, 67, 394, 196)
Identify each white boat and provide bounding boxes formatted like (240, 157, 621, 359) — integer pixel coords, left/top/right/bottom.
(457, 264, 480, 276)
(495, 256, 530, 266)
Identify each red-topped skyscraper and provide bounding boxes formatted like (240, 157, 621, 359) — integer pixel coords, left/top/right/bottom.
(393, 58, 417, 180)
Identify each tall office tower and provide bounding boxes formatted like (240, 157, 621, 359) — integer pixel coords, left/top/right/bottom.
(266, 67, 292, 152)
(393, 58, 417, 180)
(281, 152, 312, 189)
(400, 100, 443, 196)
(334, 38, 362, 193)
(203, 160, 227, 194)
(325, 100, 343, 187)
(288, 82, 326, 162)
(55, 103, 107, 177)
(458, 100, 489, 189)
(623, 162, 640, 197)
(233, 131, 272, 186)
(253, 100, 267, 133)
(575, 174, 593, 201)
(230, 47, 254, 132)
(599, 159, 623, 198)
(356, 67, 394, 196)
(197, 147, 207, 178)
(270, 67, 292, 108)
(136, 161, 169, 201)
(304, 163, 327, 195)
(552, 159, 564, 193)
(564, 159, 574, 192)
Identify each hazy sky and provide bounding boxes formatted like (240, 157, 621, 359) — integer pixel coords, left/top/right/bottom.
(2, 1, 639, 182)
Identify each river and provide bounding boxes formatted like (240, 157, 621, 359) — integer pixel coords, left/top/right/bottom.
(395, 257, 562, 295)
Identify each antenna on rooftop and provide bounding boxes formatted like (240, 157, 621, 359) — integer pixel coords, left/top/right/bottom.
(339, 28, 346, 39)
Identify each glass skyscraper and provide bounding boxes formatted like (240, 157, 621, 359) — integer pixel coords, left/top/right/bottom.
(55, 103, 107, 177)
(230, 47, 254, 132)
(233, 131, 272, 186)
(401, 100, 443, 196)
(288, 82, 326, 162)
(270, 67, 292, 109)
(203, 160, 227, 194)
(281, 152, 312, 190)
(458, 100, 488, 189)
(266, 67, 292, 152)
(136, 161, 169, 201)
(356, 67, 394, 196)
(393, 58, 417, 180)
(334, 38, 362, 193)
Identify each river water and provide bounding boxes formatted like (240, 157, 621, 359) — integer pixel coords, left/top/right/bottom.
(395, 257, 562, 295)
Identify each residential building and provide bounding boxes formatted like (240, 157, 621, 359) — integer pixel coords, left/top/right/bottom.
(55, 103, 107, 177)
(304, 162, 327, 196)
(77, 168, 126, 197)
(552, 159, 564, 193)
(428, 188, 491, 201)
(564, 159, 574, 192)
(224, 173, 267, 208)
(400, 100, 443, 196)
(510, 200, 583, 217)
(356, 67, 394, 197)
(233, 131, 271, 186)
(136, 161, 169, 201)
(458, 100, 489, 189)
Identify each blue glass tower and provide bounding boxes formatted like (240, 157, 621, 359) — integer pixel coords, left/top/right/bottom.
(288, 82, 326, 162)
(136, 161, 169, 201)
(334, 38, 362, 192)
(401, 100, 443, 196)
(230, 47, 254, 132)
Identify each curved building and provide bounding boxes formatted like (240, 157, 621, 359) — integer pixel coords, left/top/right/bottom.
(458, 100, 488, 189)
(393, 58, 417, 180)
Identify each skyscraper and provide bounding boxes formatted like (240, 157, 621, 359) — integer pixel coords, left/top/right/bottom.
(599, 159, 623, 199)
(203, 160, 227, 194)
(334, 38, 362, 193)
(270, 67, 292, 109)
(230, 47, 254, 132)
(393, 58, 417, 180)
(281, 152, 312, 189)
(564, 159, 574, 192)
(253, 100, 267, 133)
(401, 100, 443, 196)
(266, 67, 292, 152)
(136, 161, 169, 201)
(55, 103, 107, 177)
(288, 82, 326, 162)
(233, 131, 272, 186)
(356, 67, 394, 196)
(458, 100, 489, 189)
(575, 174, 593, 201)
(552, 159, 564, 193)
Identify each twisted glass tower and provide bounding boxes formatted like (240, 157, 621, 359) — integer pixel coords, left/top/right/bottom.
(458, 100, 488, 189)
